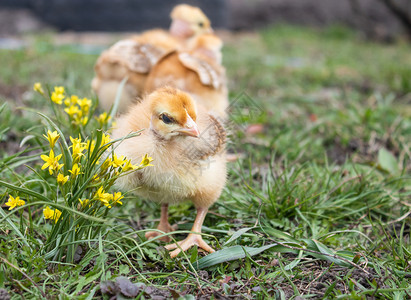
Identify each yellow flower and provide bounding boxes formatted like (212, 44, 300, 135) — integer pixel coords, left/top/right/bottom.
(94, 187, 113, 208)
(43, 130, 60, 148)
(54, 86, 65, 94)
(53, 209, 62, 223)
(56, 162, 64, 173)
(64, 95, 79, 107)
(5, 195, 25, 210)
(70, 136, 83, 146)
(78, 97, 92, 112)
(79, 116, 88, 126)
(122, 159, 138, 172)
(140, 154, 154, 167)
(79, 198, 90, 207)
(41, 149, 63, 175)
(17, 198, 25, 206)
(43, 206, 54, 219)
(64, 105, 81, 117)
(70, 136, 82, 144)
(69, 163, 81, 178)
(72, 145, 84, 160)
(70, 136, 86, 160)
(51, 93, 64, 105)
(86, 140, 96, 153)
(112, 192, 123, 206)
(101, 133, 111, 148)
(94, 187, 111, 200)
(57, 173, 69, 185)
(111, 154, 126, 168)
(43, 206, 61, 223)
(101, 201, 111, 208)
(96, 112, 111, 126)
(51, 87, 65, 105)
(33, 82, 44, 95)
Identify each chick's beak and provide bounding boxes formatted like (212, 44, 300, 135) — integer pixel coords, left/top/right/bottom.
(175, 126, 199, 137)
(174, 115, 200, 137)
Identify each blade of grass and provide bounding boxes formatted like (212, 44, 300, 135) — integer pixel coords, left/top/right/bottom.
(109, 76, 128, 122)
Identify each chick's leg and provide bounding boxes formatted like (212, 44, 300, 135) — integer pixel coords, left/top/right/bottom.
(165, 207, 215, 258)
(145, 204, 177, 242)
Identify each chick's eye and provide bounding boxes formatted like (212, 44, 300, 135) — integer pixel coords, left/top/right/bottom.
(160, 114, 173, 124)
(198, 22, 204, 27)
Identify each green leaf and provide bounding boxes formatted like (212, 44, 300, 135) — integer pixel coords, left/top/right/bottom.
(262, 226, 299, 242)
(225, 227, 255, 245)
(19, 134, 36, 147)
(284, 250, 303, 270)
(194, 243, 298, 269)
(0, 147, 42, 172)
(0, 208, 31, 248)
(323, 281, 337, 298)
(304, 239, 350, 267)
(378, 148, 399, 174)
(118, 264, 130, 275)
(0, 265, 5, 287)
(84, 284, 99, 300)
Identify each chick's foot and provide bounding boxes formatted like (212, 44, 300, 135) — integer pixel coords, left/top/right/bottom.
(145, 203, 177, 242)
(165, 233, 215, 258)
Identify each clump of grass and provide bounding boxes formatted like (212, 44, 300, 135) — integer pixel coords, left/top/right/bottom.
(1, 83, 152, 264)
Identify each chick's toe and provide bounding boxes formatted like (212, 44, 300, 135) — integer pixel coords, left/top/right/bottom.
(165, 233, 215, 258)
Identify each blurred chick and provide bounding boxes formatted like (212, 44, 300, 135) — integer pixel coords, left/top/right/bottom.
(112, 87, 226, 258)
(144, 33, 228, 119)
(92, 4, 212, 114)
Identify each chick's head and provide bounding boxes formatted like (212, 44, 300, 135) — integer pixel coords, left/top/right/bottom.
(149, 87, 200, 140)
(170, 4, 212, 38)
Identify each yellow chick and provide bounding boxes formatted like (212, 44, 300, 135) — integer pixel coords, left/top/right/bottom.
(144, 33, 228, 119)
(92, 4, 213, 114)
(111, 87, 226, 258)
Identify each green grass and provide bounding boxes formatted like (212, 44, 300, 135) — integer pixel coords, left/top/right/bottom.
(0, 25, 410, 299)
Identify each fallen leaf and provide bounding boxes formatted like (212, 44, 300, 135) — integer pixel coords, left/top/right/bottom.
(116, 276, 141, 298)
(100, 280, 118, 295)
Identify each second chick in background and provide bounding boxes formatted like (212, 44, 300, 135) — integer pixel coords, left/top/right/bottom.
(144, 33, 228, 119)
(92, 4, 213, 114)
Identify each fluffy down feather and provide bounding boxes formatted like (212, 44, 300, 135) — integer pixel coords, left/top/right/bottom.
(111, 87, 226, 257)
